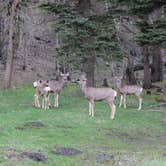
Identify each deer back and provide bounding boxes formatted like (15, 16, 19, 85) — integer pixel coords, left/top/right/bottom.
(120, 85, 143, 95)
(85, 87, 117, 101)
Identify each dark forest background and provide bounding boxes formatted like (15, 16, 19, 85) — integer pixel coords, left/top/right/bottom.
(0, 0, 166, 89)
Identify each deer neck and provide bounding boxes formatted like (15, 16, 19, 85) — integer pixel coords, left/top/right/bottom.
(58, 79, 64, 88)
(80, 83, 88, 94)
(121, 82, 127, 88)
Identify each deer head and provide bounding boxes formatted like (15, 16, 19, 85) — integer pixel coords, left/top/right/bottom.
(114, 76, 123, 89)
(33, 80, 50, 89)
(76, 74, 87, 87)
(59, 72, 70, 87)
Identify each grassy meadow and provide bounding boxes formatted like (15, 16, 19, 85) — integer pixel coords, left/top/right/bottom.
(0, 85, 165, 166)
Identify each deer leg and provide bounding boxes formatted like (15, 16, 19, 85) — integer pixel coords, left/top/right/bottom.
(46, 96, 50, 109)
(34, 94, 37, 107)
(42, 96, 45, 109)
(109, 102, 116, 119)
(45, 96, 48, 110)
(48, 94, 51, 107)
(37, 95, 41, 108)
(47, 94, 50, 109)
(54, 93, 57, 107)
(89, 101, 92, 116)
(34, 94, 38, 107)
(44, 96, 46, 110)
(57, 94, 59, 107)
(138, 97, 142, 111)
(123, 95, 126, 109)
(45, 95, 48, 110)
(119, 95, 123, 107)
(35, 94, 40, 108)
(91, 100, 94, 117)
(44, 94, 49, 110)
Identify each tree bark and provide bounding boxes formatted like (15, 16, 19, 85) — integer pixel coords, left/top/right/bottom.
(142, 45, 152, 89)
(3, 0, 20, 89)
(151, 45, 163, 82)
(83, 56, 95, 87)
(78, 0, 95, 86)
(127, 62, 166, 72)
(125, 56, 137, 85)
(78, 0, 91, 15)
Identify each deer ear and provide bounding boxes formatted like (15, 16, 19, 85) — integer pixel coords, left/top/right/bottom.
(60, 72, 64, 76)
(115, 76, 122, 79)
(33, 81, 37, 87)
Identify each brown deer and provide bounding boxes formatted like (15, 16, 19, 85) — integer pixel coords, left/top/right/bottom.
(33, 80, 51, 110)
(114, 76, 143, 110)
(48, 73, 69, 107)
(77, 74, 117, 119)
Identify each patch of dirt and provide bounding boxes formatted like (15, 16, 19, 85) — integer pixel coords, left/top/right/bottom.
(158, 102, 166, 108)
(105, 128, 153, 144)
(150, 102, 166, 109)
(111, 152, 140, 166)
(160, 121, 166, 126)
(54, 125, 75, 130)
(96, 152, 114, 164)
(83, 151, 140, 166)
(24, 121, 45, 127)
(21, 151, 48, 162)
(52, 147, 83, 156)
(16, 121, 45, 130)
(5, 149, 21, 160)
(4, 149, 48, 163)
(156, 135, 166, 144)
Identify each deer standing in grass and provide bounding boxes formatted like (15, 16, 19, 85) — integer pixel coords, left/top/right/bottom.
(33, 80, 51, 110)
(48, 73, 69, 107)
(77, 75, 117, 119)
(114, 76, 143, 110)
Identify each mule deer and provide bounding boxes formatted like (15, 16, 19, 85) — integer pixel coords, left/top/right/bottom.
(48, 73, 69, 107)
(114, 76, 143, 110)
(33, 80, 51, 110)
(77, 75, 117, 119)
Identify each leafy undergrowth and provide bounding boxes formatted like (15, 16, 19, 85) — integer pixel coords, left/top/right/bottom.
(0, 85, 165, 166)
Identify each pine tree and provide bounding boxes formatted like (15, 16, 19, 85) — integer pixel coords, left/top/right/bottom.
(101, 0, 166, 88)
(40, 1, 121, 86)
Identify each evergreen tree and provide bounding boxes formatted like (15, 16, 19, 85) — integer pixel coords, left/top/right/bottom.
(101, 0, 166, 88)
(40, 1, 121, 86)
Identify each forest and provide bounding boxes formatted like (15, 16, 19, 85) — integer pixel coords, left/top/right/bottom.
(0, 0, 165, 166)
(0, 0, 165, 88)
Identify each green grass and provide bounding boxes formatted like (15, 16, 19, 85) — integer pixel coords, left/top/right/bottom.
(0, 85, 165, 166)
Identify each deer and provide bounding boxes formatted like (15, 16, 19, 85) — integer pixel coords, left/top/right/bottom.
(114, 76, 143, 111)
(33, 80, 51, 110)
(76, 74, 117, 119)
(48, 73, 69, 107)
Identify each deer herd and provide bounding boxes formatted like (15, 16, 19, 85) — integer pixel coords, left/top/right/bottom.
(33, 73, 143, 119)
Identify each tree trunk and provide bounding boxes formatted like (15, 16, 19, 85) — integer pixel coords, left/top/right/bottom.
(78, 0, 95, 86)
(142, 45, 152, 89)
(125, 56, 137, 85)
(78, 0, 91, 13)
(83, 56, 95, 87)
(3, 0, 20, 89)
(151, 45, 163, 82)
